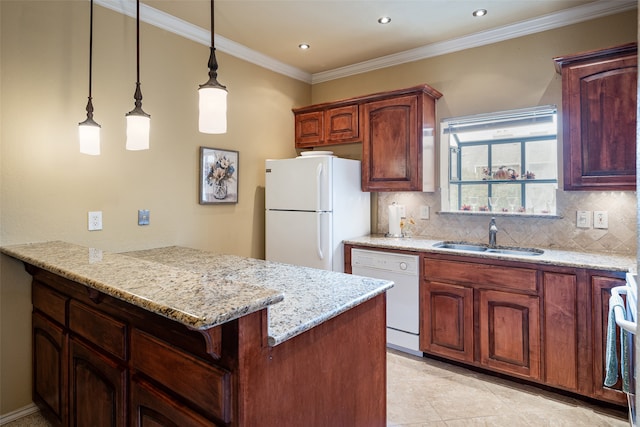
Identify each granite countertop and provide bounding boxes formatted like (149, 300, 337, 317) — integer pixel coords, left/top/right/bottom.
(345, 235, 636, 273)
(1, 241, 393, 346)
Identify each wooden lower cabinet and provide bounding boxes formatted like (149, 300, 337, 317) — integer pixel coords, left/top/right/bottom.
(32, 312, 67, 427)
(420, 281, 473, 363)
(69, 338, 127, 427)
(416, 252, 628, 407)
(478, 290, 540, 379)
(592, 275, 628, 405)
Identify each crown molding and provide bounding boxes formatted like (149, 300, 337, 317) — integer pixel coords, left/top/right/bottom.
(95, 0, 312, 83)
(312, 0, 637, 83)
(95, 0, 636, 86)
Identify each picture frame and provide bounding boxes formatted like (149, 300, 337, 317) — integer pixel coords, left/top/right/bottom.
(199, 147, 239, 204)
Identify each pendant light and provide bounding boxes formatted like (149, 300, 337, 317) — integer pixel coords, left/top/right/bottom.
(125, 0, 150, 150)
(198, 0, 227, 134)
(78, 0, 101, 155)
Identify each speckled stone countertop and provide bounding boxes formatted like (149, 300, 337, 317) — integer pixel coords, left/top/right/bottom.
(1, 241, 393, 346)
(345, 235, 636, 273)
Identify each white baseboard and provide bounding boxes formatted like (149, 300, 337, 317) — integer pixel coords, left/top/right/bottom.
(0, 403, 39, 425)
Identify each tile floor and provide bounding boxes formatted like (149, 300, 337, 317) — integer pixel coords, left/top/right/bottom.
(387, 350, 629, 426)
(4, 350, 630, 426)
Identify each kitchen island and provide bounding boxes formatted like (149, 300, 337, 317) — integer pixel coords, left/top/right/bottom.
(1, 241, 393, 427)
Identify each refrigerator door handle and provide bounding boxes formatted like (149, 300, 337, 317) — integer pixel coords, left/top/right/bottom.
(316, 213, 324, 260)
(316, 162, 323, 209)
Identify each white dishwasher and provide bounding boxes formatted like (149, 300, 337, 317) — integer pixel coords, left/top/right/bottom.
(351, 248, 422, 356)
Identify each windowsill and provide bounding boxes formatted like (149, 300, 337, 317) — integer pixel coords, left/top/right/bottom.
(437, 211, 563, 219)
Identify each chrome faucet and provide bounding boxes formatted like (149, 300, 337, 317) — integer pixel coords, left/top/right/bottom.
(489, 217, 498, 248)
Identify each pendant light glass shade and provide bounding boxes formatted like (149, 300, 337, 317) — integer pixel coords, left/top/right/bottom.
(126, 0, 150, 150)
(126, 112, 150, 150)
(198, 0, 227, 134)
(78, 0, 100, 155)
(79, 116, 101, 155)
(199, 85, 227, 133)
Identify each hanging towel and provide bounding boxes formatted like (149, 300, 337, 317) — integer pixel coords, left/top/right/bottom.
(621, 324, 631, 393)
(604, 292, 629, 391)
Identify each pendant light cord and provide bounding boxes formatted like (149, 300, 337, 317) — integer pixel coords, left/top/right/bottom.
(88, 0, 94, 101)
(210, 0, 214, 49)
(136, 0, 140, 85)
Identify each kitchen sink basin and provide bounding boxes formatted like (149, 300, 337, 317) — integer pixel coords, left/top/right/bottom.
(433, 241, 544, 256)
(432, 242, 487, 252)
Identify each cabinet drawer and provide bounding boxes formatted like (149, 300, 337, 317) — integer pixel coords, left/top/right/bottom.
(131, 328, 232, 423)
(69, 300, 127, 361)
(424, 258, 537, 292)
(33, 281, 68, 326)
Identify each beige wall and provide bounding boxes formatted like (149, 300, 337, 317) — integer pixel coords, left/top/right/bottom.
(0, 1, 310, 414)
(0, 2, 637, 417)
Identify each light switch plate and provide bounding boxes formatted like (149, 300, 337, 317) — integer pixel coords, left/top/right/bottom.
(396, 205, 406, 218)
(594, 211, 608, 229)
(576, 211, 591, 228)
(420, 205, 430, 220)
(138, 209, 150, 226)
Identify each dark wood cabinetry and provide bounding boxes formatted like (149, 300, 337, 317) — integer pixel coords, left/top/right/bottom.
(592, 274, 628, 404)
(361, 88, 440, 191)
(421, 281, 473, 363)
(293, 84, 442, 191)
(554, 43, 637, 191)
(422, 256, 541, 381)
(69, 338, 127, 427)
(32, 312, 67, 427)
(293, 103, 360, 147)
(419, 253, 627, 405)
(478, 290, 540, 379)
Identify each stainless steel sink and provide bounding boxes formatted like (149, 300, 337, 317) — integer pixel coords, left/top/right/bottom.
(433, 241, 544, 256)
(432, 242, 487, 252)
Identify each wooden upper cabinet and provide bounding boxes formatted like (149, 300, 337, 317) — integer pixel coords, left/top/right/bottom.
(554, 43, 637, 191)
(293, 84, 442, 191)
(362, 86, 441, 192)
(293, 104, 359, 147)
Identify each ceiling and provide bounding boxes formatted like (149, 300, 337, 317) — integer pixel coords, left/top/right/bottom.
(116, 0, 636, 82)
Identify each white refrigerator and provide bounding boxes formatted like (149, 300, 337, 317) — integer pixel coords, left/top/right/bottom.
(265, 154, 370, 272)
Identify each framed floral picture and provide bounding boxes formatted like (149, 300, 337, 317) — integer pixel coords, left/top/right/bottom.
(199, 147, 238, 204)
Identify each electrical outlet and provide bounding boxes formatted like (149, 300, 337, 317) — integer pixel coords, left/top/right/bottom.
(420, 205, 430, 220)
(594, 211, 609, 229)
(576, 210, 591, 228)
(138, 209, 150, 226)
(88, 211, 102, 231)
(396, 204, 406, 218)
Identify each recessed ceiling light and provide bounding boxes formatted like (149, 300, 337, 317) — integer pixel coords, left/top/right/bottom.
(298, 43, 310, 50)
(378, 16, 391, 24)
(473, 9, 487, 17)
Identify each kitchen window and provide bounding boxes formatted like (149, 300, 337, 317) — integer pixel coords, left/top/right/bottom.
(440, 106, 558, 215)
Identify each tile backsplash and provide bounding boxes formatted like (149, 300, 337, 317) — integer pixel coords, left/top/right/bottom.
(377, 190, 637, 255)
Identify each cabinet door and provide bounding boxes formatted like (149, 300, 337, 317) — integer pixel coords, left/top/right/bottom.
(558, 44, 637, 191)
(542, 272, 585, 393)
(592, 275, 628, 405)
(33, 312, 68, 427)
(420, 281, 474, 362)
(362, 94, 421, 191)
(325, 104, 359, 144)
(69, 338, 126, 427)
(294, 110, 324, 147)
(479, 290, 540, 379)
